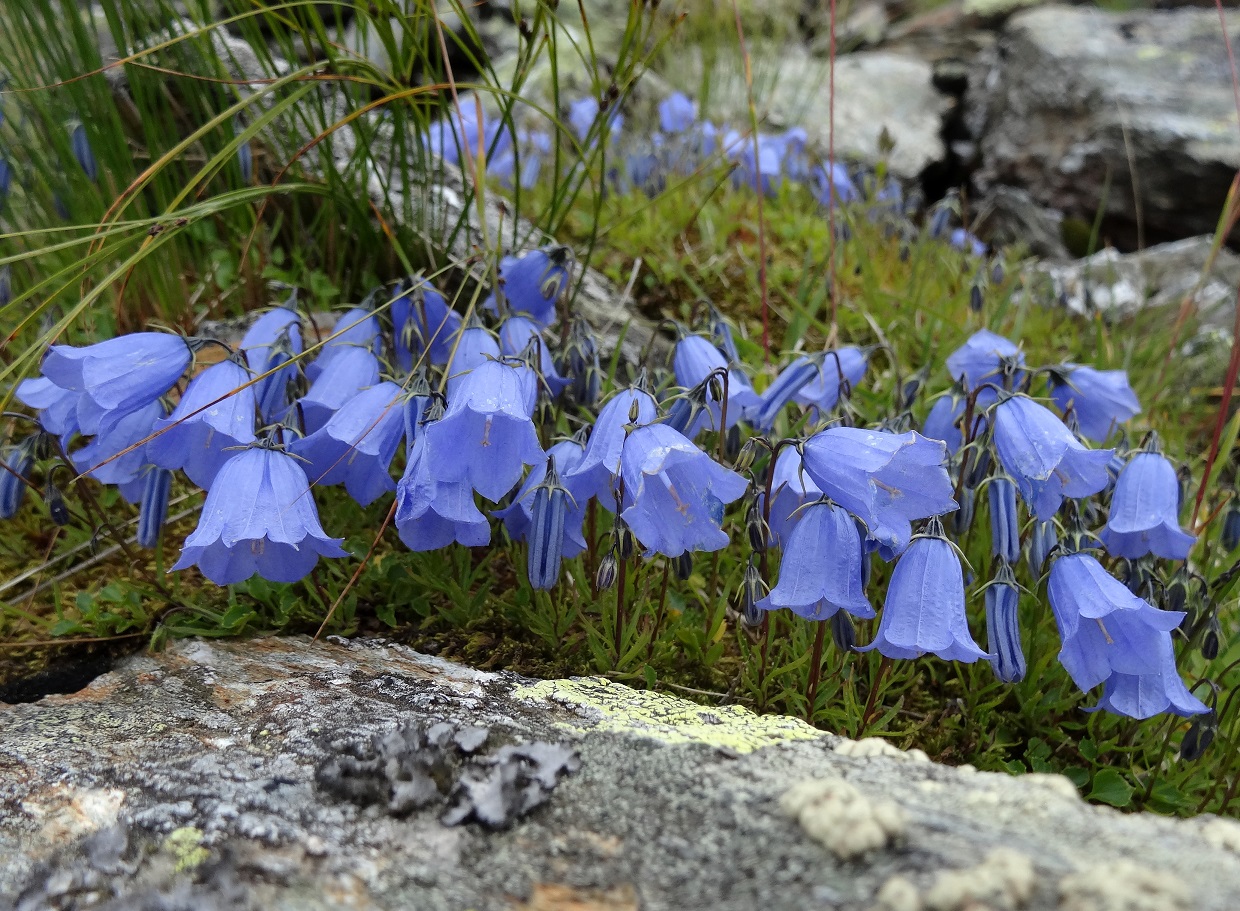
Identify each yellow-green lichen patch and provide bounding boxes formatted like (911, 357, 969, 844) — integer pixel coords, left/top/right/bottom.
(515, 676, 827, 754)
(163, 826, 209, 872)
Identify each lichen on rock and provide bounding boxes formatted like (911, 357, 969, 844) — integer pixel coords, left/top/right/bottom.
(780, 777, 906, 860)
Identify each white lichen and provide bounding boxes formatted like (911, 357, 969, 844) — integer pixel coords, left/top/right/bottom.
(780, 777, 906, 860)
(873, 874, 922, 911)
(1059, 859, 1190, 911)
(924, 848, 1035, 911)
(1200, 817, 1240, 855)
(833, 737, 929, 763)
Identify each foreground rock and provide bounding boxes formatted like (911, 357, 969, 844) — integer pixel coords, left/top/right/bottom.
(3, 636, 1240, 910)
(969, 5, 1240, 250)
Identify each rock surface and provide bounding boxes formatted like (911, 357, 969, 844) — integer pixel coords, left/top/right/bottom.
(969, 5, 1240, 249)
(3, 636, 1240, 910)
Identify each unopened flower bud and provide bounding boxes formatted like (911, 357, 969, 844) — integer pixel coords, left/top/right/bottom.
(138, 467, 173, 549)
(985, 565, 1026, 683)
(1202, 614, 1221, 661)
(830, 611, 856, 652)
(674, 552, 693, 581)
(739, 557, 765, 628)
(45, 481, 70, 526)
(595, 550, 618, 592)
(989, 474, 1020, 563)
(1180, 710, 1216, 762)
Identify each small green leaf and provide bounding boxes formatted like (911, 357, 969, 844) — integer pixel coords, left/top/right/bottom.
(643, 665, 657, 690)
(1063, 766, 1090, 788)
(1079, 738, 1098, 762)
(375, 601, 398, 629)
(1088, 769, 1134, 808)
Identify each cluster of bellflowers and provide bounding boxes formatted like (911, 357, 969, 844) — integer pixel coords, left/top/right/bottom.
(2, 235, 1212, 724)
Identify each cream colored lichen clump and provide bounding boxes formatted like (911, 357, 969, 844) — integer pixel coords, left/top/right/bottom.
(780, 777, 905, 859)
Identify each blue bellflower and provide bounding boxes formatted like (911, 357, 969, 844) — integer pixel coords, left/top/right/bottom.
(860, 529, 989, 662)
(72, 399, 166, 486)
(241, 305, 303, 425)
(748, 357, 819, 433)
(305, 307, 379, 381)
(921, 394, 965, 455)
(659, 92, 698, 133)
(485, 246, 571, 328)
(756, 501, 874, 621)
(148, 359, 258, 489)
(393, 281, 462, 370)
(1027, 519, 1058, 577)
(619, 423, 748, 558)
(985, 563, 1026, 683)
(945, 329, 1025, 407)
(766, 447, 823, 549)
(499, 316, 569, 398)
(562, 386, 659, 510)
(0, 444, 34, 519)
(444, 325, 501, 401)
(16, 376, 81, 442)
(811, 162, 859, 206)
(993, 395, 1112, 521)
(69, 121, 98, 181)
(1049, 364, 1141, 443)
(988, 473, 1021, 563)
(291, 381, 407, 507)
(423, 359, 543, 502)
(137, 467, 173, 549)
(1048, 552, 1206, 718)
(1100, 452, 1196, 560)
(41, 332, 191, 435)
(792, 347, 868, 416)
(671, 334, 760, 435)
(395, 435, 491, 551)
(801, 427, 957, 559)
(172, 445, 347, 585)
(297, 347, 381, 435)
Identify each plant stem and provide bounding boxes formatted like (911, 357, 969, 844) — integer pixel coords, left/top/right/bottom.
(804, 619, 828, 723)
(857, 655, 892, 738)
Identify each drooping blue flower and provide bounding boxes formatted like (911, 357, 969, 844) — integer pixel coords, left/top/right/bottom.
(860, 528, 989, 662)
(993, 395, 1112, 521)
(40, 333, 191, 435)
(147, 358, 257, 489)
(297, 347, 381, 435)
(395, 435, 491, 551)
(489, 129, 553, 189)
(756, 500, 874, 621)
(671, 334, 760, 434)
(171, 445, 347, 584)
(71, 399, 166, 486)
(494, 439, 587, 557)
(444, 324, 501, 400)
(567, 97, 623, 144)
(801, 427, 957, 559)
(619, 423, 748, 558)
(1048, 364, 1141, 443)
(559, 318, 601, 407)
(0, 443, 34, 519)
(748, 357, 819, 433)
(562, 386, 658, 509)
(1048, 552, 1206, 718)
(659, 92, 697, 133)
(305, 306, 379, 381)
(949, 228, 986, 256)
(69, 121, 97, 181)
(945, 329, 1025, 406)
(765, 446, 823, 549)
(811, 162, 859, 206)
(422, 359, 543, 502)
(290, 381, 406, 507)
(1100, 451, 1196, 560)
(706, 303, 740, 364)
(499, 316, 569, 398)
(989, 473, 1021, 563)
(921, 394, 965, 455)
(792, 346, 868, 416)
(392, 280, 462, 370)
(16, 376, 81, 442)
(985, 563, 1026, 683)
(137, 467, 173, 549)
(241, 304, 303, 425)
(485, 246, 571, 328)
(425, 103, 510, 167)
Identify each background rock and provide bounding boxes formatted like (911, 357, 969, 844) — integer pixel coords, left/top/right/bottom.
(968, 5, 1240, 250)
(3, 636, 1240, 910)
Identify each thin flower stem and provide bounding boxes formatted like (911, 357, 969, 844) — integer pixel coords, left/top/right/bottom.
(648, 558, 671, 661)
(615, 553, 628, 664)
(804, 619, 828, 722)
(857, 655, 893, 738)
(826, 0, 838, 334)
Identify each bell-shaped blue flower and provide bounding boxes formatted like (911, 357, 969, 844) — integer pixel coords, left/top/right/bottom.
(748, 357, 819, 433)
(148, 359, 258, 489)
(619, 423, 748, 558)
(756, 500, 874, 621)
(423, 359, 543, 502)
(171, 445, 347, 584)
(395, 435, 491, 551)
(563, 387, 659, 510)
(766, 446, 823, 549)
(444, 325, 501, 400)
(993, 395, 1112, 521)
(500, 316, 569, 398)
(801, 427, 957, 559)
(811, 162, 859, 206)
(921, 394, 965, 455)
(671, 334, 760, 434)
(567, 97, 624, 145)
(792, 347, 868, 416)
(41, 333, 191, 435)
(1099, 451, 1196, 560)
(305, 306, 379, 381)
(485, 246, 571, 328)
(1091, 636, 1210, 719)
(1048, 552, 1206, 718)
(137, 467, 173, 549)
(297, 347, 381, 435)
(860, 528, 989, 662)
(949, 228, 986, 256)
(985, 563, 1026, 683)
(392, 281, 462, 370)
(1049, 364, 1141, 443)
(945, 329, 1025, 406)
(72, 399, 166, 486)
(988, 473, 1020, 563)
(494, 439, 588, 560)
(290, 381, 406, 507)
(16, 376, 81, 442)
(659, 92, 697, 133)
(241, 304, 303, 425)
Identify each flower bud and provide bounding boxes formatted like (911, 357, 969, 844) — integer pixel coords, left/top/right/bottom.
(1223, 498, 1240, 550)
(985, 565, 1026, 683)
(969, 283, 983, 313)
(1026, 519, 1057, 577)
(527, 459, 569, 590)
(138, 467, 173, 549)
(953, 487, 975, 537)
(739, 557, 765, 628)
(966, 447, 992, 489)
(1180, 710, 1216, 762)
(674, 552, 693, 581)
(44, 481, 70, 526)
(1202, 613, 1221, 661)
(746, 498, 769, 553)
(0, 443, 35, 520)
(830, 611, 856, 652)
(989, 474, 1020, 563)
(595, 549, 618, 592)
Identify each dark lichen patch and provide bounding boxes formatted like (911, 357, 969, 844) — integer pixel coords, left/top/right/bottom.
(314, 720, 579, 830)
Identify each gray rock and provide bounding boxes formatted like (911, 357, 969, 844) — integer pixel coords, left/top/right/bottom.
(4, 636, 1240, 911)
(669, 44, 952, 179)
(972, 185, 1069, 260)
(1025, 234, 1240, 328)
(968, 5, 1240, 249)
